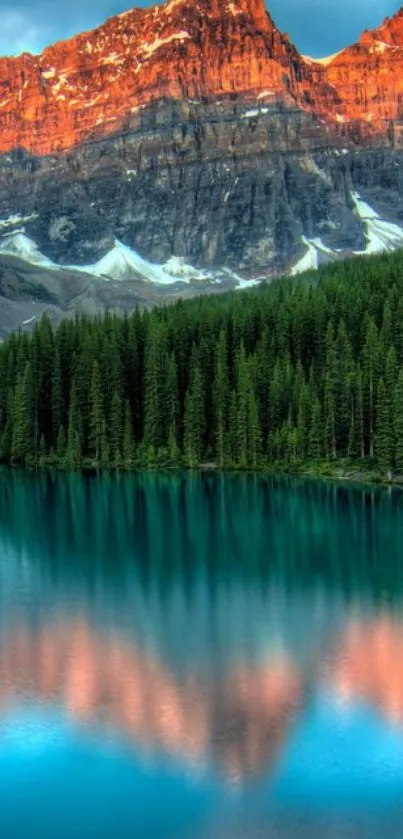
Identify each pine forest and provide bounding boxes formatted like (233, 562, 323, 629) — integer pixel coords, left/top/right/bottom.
(2, 250, 403, 480)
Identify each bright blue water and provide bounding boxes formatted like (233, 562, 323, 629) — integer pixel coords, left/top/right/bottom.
(1, 470, 403, 838)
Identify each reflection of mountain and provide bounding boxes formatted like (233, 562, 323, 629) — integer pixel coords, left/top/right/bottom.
(4, 611, 403, 788)
(327, 617, 403, 725)
(0, 619, 301, 781)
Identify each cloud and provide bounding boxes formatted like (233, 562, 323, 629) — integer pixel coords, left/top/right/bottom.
(0, 0, 400, 58)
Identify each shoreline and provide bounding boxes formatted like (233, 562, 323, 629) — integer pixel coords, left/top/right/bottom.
(1, 457, 402, 491)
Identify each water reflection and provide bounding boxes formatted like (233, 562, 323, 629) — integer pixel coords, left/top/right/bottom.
(0, 618, 302, 782)
(326, 616, 403, 724)
(0, 470, 403, 834)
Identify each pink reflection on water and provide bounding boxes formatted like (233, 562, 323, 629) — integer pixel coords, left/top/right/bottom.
(324, 614, 403, 724)
(0, 617, 302, 781)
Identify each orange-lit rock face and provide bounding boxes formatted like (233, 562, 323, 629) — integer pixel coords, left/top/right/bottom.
(307, 9, 403, 140)
(0, 2, 401, 157)
(0, 0, 331, 155)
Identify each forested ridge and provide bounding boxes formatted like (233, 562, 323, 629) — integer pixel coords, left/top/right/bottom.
(2, 250, 403, 477)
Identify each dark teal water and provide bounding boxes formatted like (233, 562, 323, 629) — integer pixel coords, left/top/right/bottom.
(1, 470, 403, 838)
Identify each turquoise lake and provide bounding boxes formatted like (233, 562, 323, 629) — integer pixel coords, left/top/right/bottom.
(1, 470, 403, 837)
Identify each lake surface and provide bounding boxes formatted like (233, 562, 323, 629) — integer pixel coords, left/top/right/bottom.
(1, 470, 403, 838)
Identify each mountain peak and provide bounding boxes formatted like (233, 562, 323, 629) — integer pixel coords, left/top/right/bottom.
(0, 0, 307, 155)
(359, 5, 403, 46)
(111, 0, 270, 28)
(161, 0, 267, 17)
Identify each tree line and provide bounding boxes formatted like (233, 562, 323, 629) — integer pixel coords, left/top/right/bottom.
(2, 248, 403, 475)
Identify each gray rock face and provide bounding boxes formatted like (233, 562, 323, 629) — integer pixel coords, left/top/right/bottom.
(0, 99, 402, 283)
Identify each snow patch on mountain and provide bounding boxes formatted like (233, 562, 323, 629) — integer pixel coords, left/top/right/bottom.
(303, 50, 344, 66)
(78, 241, 207, 284)
(80, 241, 256, 289)
(351, 192, 403, 254)
(164, 0, 181, 8)
(235, 276, 265, 291)
(141, 32, 191, 60)
(290, 233, 345, 274)
(2, 195, 403, 292)
(227, 1, 242, 15)
(291, 194, 403, 275)
(0, 213, 38, 230)
(291, 236, 319, 275)
(257, 90, 275, 99)
(0, 231, 254, 290)
(41, 69, 56, 80)
(241, 108, 269, 118)
(371, 41, 391, 54)
(0, 233, 55, 267)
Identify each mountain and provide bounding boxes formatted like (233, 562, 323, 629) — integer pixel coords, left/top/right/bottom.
(0, 0, 317, 155)
(307, 8, 403, 142)
(1, 0, 403, 329)
(3, 0, 403, 154)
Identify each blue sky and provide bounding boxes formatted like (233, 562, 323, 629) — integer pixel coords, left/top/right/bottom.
(0, 0, 400, 58)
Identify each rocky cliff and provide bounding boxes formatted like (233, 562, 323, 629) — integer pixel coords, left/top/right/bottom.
(0, 0, 403, 324)
(0, 0, 330, 156)
(1, 0, 402, 156)
(307, 8, 403, 145)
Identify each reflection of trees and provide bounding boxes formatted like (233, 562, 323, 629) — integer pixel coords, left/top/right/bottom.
(1, 470, 403, 603)
(0, 619, 301, 782)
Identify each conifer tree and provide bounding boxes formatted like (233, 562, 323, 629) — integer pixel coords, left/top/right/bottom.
(213, 328, 230, 468)
(323, 372, 336, 459)
(335, 319, 352, 455)
(39, 433, 47, 466)
(353, 367, 365, 459)
(122, 401, 135, 468)
(375, 378, 392, 474)
(248, 384, 262, 470)
(35, 315, 54, 447)
(363, 316, 380, 458)
(11, 364, 34, 465)
(183, 349, 204, 468)
(167, 353, 180, 462)
(109, 389, 123, 466)
(66, 379, 82, 470)
(74, 340, 92, 452)
(57, 425, 67, 460)
(297, 381, 311, 461)
(52, 350, 64, 449)
(143, 321, 169, 453)
(394, 368, 403, 473)
(309, 398, 322, 460)
(100, 420, 110, 469)
(235, 344, 250, 469)
(269, 360, 283, 433)
(255, 326, 272, 443)
(89, 361, 103, 462)
(228, 389, 238, 466)
(323, 323, 337, 458)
